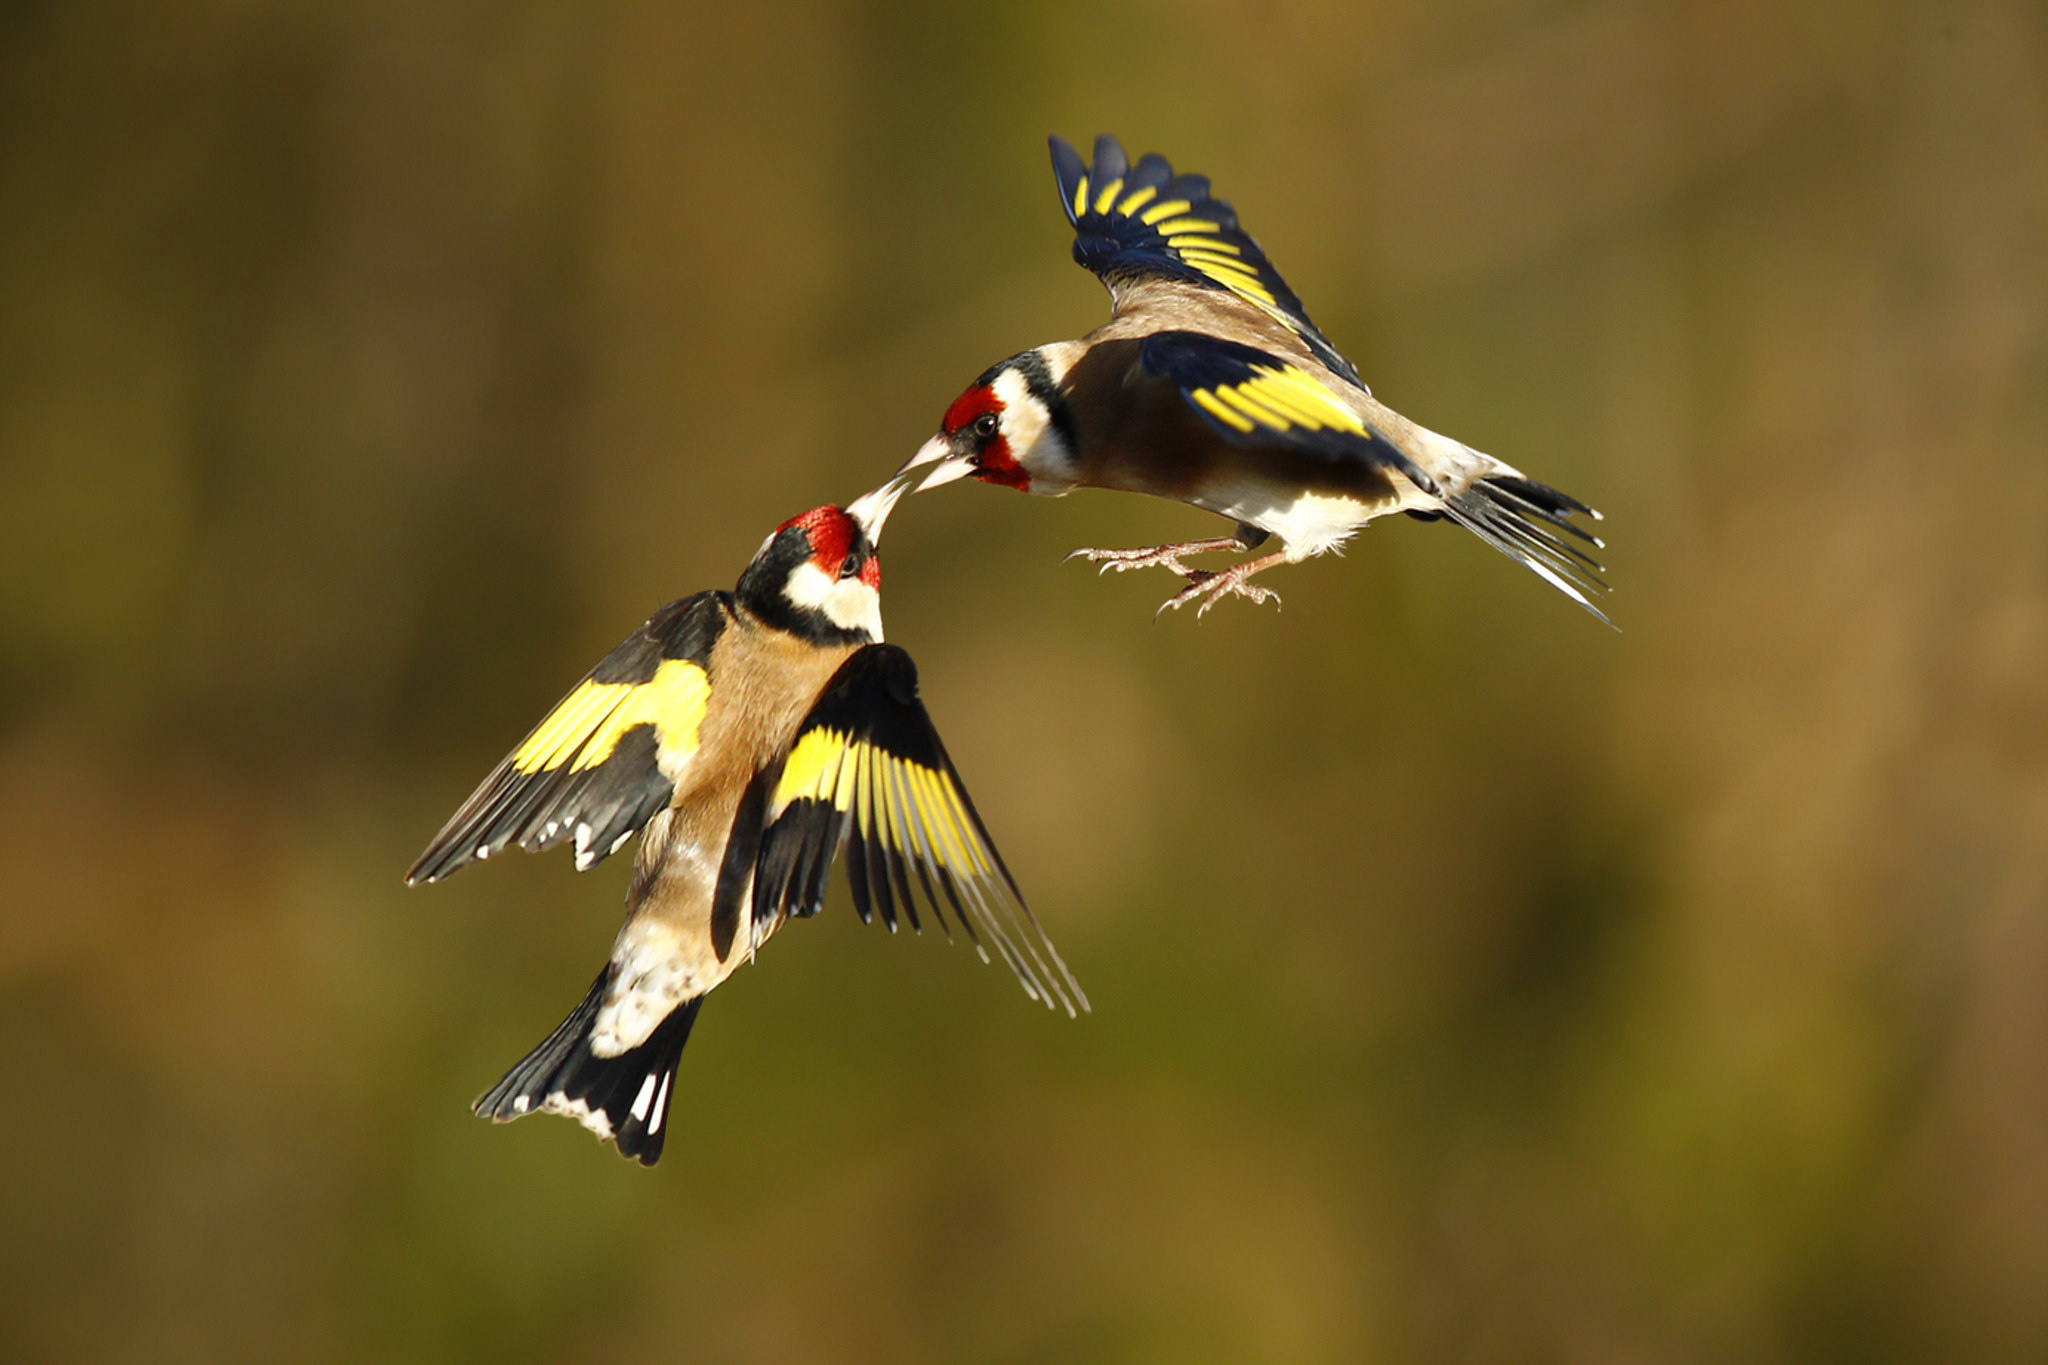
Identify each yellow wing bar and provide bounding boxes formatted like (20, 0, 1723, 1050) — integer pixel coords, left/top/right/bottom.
(511, 659, 710, 774)
(770, 725, 855, 810)
(753, 644, 1088, 1017)
(770, 728, 1010, 894)
(1189, 363, 1367, 438)
(406, 592, 727, 884)
(1051, 134, 1367, 389)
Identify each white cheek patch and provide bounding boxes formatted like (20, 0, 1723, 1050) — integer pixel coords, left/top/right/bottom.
(989, 363, 1074, 488)
(990, 368, 1041, 443)
(990, 367, 1065, 466)
(783, 561, 884, 640)
(817, 579, 882, 640)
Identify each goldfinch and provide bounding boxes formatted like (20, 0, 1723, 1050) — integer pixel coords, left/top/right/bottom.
(901, 134, 1610, 623)
(407, 479, 1085, 1164)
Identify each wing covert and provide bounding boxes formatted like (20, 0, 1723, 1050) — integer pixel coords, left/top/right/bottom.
(751, 644, 1087, 1017)
(1140, 331, 1437, 494)
(406, 592, 728, 884)
(1050, 133, 1363, 387)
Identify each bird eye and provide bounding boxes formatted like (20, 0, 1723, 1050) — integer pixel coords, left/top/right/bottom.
(973, 413, 1000, 439)
(839, 553, 862, 581)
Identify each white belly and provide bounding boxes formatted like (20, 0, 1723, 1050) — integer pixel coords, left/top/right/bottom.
(1193, 412, 1506, 557)
(1247, 490, 1382, 559)
(1192, 481, 1389, 560)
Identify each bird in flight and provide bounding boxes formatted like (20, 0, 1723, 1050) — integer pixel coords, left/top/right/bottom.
(408, 478, 1085, 1164)
(902, 134, 1609, 623)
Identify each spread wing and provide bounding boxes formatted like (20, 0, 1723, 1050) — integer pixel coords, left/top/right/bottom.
(748, 644, 1088, 1017)
(1050, 133, 1363, 388)
(1141, 330, 1437, 495)
(406, 592, 728, 884)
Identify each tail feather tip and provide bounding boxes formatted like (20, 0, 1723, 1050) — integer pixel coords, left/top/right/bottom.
(474, 971, 703, 1166)
(1446, 474, 1615, 628)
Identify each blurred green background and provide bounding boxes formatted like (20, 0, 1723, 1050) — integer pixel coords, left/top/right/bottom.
(5, 0, 2047, 1360)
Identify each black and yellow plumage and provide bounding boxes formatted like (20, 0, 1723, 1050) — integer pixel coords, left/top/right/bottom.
(1050, 134, 1362, 388)
(903, 134, 1610, 623)
(1137, 330, 1431, 488)
(410, 482, 1084, 1164)
(406, 594, 722, 883)
(753, 644, 1072, 1004)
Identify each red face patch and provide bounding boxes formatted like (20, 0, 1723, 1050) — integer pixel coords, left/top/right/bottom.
(777, 505, 855, 577)
(858, 554, 880, 590)
(940, 384, 1031, 492)
(943, 385, 1003, 435)
(975, 442, 1029, 490)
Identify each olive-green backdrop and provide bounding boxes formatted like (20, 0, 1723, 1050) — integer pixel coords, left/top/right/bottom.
(5, 1, 2046, 1360)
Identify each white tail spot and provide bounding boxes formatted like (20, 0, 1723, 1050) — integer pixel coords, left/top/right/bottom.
(648, 1071, 672, 1136)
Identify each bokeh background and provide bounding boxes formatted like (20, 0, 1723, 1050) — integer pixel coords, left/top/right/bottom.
(5, 0, 2047, 1360)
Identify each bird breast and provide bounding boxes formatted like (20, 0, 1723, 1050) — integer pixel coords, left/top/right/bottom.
(592, 620, 860, 1055)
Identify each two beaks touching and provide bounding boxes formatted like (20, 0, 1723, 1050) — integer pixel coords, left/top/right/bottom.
(409, 133, 1612, 1165)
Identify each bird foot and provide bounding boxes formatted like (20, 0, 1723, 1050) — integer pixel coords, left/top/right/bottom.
(1156, 566, 1283, 620)
(1063, 544, 1195, 578)
(1061, 536, 1248, 579)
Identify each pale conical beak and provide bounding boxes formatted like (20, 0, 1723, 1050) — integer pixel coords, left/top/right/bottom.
(844, 473, 914, 545)
(896, 433, 975, 491)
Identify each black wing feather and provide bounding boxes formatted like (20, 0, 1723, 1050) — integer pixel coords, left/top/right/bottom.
(750, 644, 1087, 1016)
(1051, 133, 1363, 387)
(407, 593, 727, 883)
(1140, 330, 1437, 496)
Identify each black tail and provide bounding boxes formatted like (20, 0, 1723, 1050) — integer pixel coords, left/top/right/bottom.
(1443, 474, 1613, 627)
(474, 968, 704, 1166)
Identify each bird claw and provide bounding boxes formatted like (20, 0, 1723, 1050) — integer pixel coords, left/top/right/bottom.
(1155, 570, 1283, 621)
(1063, 545, 1194, 579)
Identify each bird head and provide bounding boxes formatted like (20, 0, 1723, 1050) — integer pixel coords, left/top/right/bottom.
(899, 347, 1080, 497)
(736, 477, 908, 644)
